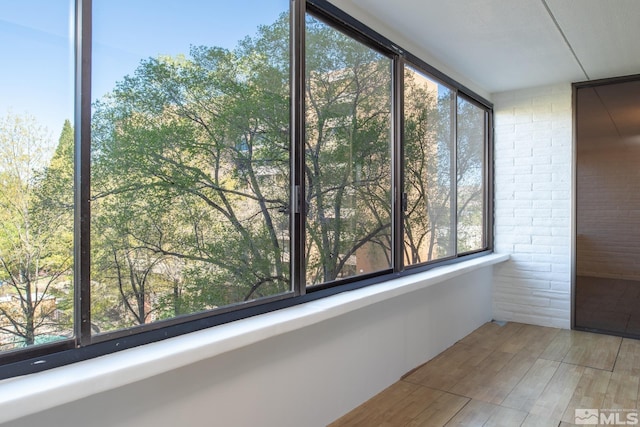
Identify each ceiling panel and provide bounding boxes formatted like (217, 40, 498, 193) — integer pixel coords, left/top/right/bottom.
(546, 0, 640, 81)
(328, 0, 639, 94)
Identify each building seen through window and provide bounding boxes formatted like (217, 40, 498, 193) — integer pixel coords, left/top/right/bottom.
(305, 15, 392, 285)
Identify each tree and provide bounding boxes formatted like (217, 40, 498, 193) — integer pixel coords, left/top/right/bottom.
(88, 10, 400, 331)
(304, 15, 393, 284)
(403, 69, 486, 264)
(403, 69, 455, 263)
(456, 98, 486, 252)
(87, 11, 484, 332)
(90, 16, 292, 331)
(0, 114, 73, 348)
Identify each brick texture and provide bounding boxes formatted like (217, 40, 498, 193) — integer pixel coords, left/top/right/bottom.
(492, 84, 572, 328)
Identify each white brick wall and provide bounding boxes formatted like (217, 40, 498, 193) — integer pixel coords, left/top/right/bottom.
(492, 84, 572, 329)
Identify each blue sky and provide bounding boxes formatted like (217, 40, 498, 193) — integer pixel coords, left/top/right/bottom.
(0, 0, 74, 140)
(1, 0, 288, 143)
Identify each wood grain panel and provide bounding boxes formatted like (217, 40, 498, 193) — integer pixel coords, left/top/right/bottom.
(562, 331, 621, 371)
(528, 362, 585, 420)
(561, 367, 612, 423)
(329, 322, 634, 427)
(614, 338, 640, 375)
(502, 358, 560, 411)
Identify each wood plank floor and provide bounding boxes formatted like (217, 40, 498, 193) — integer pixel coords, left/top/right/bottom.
(328, 322, 640, 427)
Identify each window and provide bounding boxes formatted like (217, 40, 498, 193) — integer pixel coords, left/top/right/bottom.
(0, 0, 492, 376)
(403, 66, 455, 264)
(403, 65, 490, 268)
(0, 1, 74, 351)
(456, 97, 487, 254)
(90, 0, 291, 337)
(305, 15, 392, 286)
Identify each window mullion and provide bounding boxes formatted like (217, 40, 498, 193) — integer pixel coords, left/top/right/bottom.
(451, 92, 458, 257)
(74, 0, 93, 346)
(292, 0, 306, 295)
(392, 57, 405, 273)
(485, 110, 493, 250)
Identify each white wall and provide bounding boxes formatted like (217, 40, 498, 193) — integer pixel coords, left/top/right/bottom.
(3, 265, 495, 427)
(492, 84, 573, 328)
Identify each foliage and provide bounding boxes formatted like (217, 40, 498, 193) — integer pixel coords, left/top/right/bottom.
(90, 15, 292, 330)
(304, 15, 393, 283)
(403, 69, 485, 264)
(0, 11, 486, 344)
(0, 114, 73, 348)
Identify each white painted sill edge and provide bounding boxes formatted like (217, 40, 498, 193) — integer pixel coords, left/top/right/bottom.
(0, 253, 509, 424)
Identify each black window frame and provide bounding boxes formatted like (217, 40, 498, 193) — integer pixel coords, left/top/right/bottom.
(0, 0, 493, 379)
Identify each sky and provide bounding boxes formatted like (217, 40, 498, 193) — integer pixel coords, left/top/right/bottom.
(0, 0, 288, 144)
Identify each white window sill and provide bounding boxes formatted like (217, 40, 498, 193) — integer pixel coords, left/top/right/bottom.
(0, 253, 508, 424)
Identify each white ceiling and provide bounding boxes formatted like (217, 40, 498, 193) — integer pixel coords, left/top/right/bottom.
(328, 0, 640, 94)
